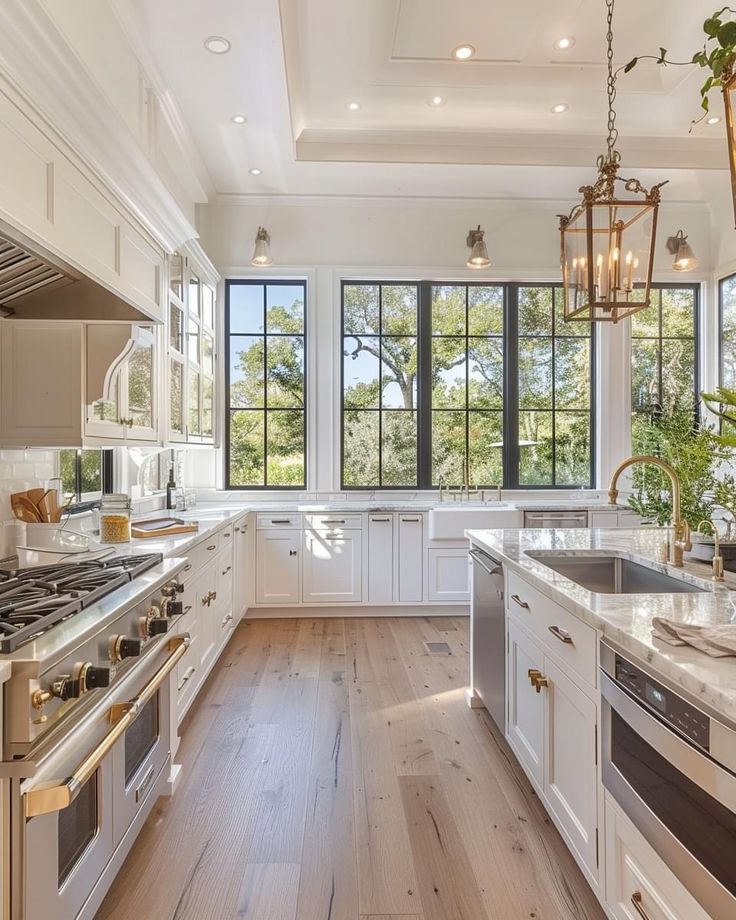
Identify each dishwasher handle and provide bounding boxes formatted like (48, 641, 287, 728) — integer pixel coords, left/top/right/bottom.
(469, 549, 503, 576)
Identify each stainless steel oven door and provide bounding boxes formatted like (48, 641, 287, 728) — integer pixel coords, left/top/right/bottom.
(13, 635, 188, 920)
(601, 668, 736, 919)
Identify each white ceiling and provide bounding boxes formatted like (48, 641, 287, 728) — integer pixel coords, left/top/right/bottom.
(132, 0, 731, 202)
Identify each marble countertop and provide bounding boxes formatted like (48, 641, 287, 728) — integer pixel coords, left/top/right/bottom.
(466, 527, 736, 722)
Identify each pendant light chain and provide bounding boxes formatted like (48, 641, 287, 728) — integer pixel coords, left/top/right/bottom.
(605, 0, 619, 162)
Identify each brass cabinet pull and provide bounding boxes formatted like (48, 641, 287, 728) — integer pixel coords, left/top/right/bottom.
(371, 517, 391, 522)
(223, 532, 231, 538)
(630, 892, 652, 920)
(206, 544, 216, 551)
(548, 625, 574, 645)
(24, 635, 190, 818)
(528, 668, 542, 685)
(511, 594, 530, 609)
(532, 674, 550, 693)
(222, 565, 232, 575)
(184, 564, 192, 572)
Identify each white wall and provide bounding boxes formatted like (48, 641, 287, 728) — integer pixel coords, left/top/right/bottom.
(193, 195, 715, 495)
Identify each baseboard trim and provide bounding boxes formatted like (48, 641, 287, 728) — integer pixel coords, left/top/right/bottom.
(244, 604, 470, 619)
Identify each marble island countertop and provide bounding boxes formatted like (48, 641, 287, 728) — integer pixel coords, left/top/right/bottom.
(466, 526, 736, 723)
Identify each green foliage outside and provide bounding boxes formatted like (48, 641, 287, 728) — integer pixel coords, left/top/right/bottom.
(342, 284, 593, 488)
(228, 293, 305, 487)
(59, 449, 102, 497)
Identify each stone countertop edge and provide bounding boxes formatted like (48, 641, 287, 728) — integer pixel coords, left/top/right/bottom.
(466, 526, 736, 723)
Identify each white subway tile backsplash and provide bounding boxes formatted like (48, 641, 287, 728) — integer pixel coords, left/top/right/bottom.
(0, 448, 57, 523)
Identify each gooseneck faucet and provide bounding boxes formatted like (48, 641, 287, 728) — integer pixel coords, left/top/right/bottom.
(608, 455, 692, 567)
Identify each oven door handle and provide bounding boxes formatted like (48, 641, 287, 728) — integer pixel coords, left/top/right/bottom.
(601, 669, 736, 813)
(24, 634, 190, 818)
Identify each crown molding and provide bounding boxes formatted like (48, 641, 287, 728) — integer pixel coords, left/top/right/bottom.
(295, 127, 728, 170)
(0, 0, 198, 252)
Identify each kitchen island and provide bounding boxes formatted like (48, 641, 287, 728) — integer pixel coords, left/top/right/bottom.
(467, 525, 736, 920)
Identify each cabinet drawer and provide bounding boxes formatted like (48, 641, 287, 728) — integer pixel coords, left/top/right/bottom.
(219, 523, 235, 546)
(303, 512, 362, 530)
(256, 513, 302, 530)
(506, 571, 597, 687)
(185, 533, 221, 573)
(605, 799, 710, 920)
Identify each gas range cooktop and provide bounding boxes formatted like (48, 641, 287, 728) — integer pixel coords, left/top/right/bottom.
(0, 554, 163, 652)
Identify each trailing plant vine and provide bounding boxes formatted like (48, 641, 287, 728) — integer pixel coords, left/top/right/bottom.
(621, 8, 736, 128)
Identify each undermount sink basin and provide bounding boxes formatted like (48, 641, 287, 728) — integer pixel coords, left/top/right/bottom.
(527, 552, 707, 595)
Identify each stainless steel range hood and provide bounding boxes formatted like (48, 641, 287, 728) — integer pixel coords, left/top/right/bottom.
(0, 225, 150, 321)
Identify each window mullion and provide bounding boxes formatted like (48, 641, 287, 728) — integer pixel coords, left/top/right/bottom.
(504, 284, 520, 489)
(417, 281, 433, 488)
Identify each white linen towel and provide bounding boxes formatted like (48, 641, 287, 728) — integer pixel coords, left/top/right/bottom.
(651, 617, 736, 658)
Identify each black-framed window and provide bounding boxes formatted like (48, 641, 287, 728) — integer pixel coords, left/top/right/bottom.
(341, 281, 594, 489)
(516, 285, 593, 487)
(720, 274, 736, 389)
(225, 280, 306, 489)
(631, 284, 699, 450)
(59, 449, 113, 504)
(342, 283, 419, 487)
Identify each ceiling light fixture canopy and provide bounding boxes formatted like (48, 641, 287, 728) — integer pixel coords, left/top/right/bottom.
(204, 36, 231, 54)
(251, 227, 273, 267)
(554, 36, 575, 50)
(466, 226, 490, 269)
(666, 230, 699, 272)
(558, 0, 667, 323)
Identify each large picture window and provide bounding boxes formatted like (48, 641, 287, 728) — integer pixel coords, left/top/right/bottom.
(341, 281, 594, 489)
(225, 280, 306, 488)
(631, 283, 698, 451)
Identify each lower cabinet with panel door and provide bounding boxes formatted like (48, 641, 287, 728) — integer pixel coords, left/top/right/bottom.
(605, 796, 710, 920)
(506, 608, 601, 886)
(256, 529, 301, 605)
(427, 547, 470, 602)
(302, 528, 362, 603)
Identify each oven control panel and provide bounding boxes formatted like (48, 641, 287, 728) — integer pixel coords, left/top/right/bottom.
(615, 655, 711, 751)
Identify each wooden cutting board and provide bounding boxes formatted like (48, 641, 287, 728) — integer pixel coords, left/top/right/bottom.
(131, 518, 200, 539)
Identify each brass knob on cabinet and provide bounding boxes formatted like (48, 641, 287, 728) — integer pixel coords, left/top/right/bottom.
(531, 673, 550, 693)
(528, 668, 542, 684)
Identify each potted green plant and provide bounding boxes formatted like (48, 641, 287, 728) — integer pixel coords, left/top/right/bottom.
(627, 409, 735, 563)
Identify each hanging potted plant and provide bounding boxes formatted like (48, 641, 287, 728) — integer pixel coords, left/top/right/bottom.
(622, 9, 736, 224)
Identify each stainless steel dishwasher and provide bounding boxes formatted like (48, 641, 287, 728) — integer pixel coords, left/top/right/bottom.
(469, 546, 505, 731)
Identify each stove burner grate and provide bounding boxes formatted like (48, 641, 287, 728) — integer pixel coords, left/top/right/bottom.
(0, 553, 163, 653)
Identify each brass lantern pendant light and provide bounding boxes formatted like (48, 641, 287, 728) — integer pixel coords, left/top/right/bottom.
(558, 0, 667, 324)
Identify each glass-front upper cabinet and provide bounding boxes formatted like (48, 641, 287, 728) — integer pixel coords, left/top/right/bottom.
(165, 251, 218, 444)
(126, 328, 157, 441)
(84, 325, 160, 444)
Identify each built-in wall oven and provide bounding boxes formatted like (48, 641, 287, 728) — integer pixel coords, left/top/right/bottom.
(601, 642, 736, 919)
(10, 633, 188, 920)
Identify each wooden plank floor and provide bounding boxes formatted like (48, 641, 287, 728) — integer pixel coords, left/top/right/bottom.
(96, 617, 605, 920)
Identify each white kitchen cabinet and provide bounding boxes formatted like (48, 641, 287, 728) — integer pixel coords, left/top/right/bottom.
(427, 547, 470, 602)
(367, 514, 394, 602)
(398, 514, 423, 602)
(256, 530, 301, 605)
(544, 656, 599, 876)
(302, 529, 362, 604)
(506, 616, 545, 788)
(589, 511, 619, 528)
(605, 797, 710, 920)
(0, 321, 83, 446)
(214, 545, 235, 646)
(232, 516, 250, 623)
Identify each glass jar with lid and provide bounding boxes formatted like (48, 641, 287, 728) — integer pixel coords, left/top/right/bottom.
(99, 494, 131, 544)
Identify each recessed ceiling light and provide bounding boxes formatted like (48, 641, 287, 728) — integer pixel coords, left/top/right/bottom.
(204, 36, 231, 54)
(248, 168, 262, 176)
(553, 36, 575, 50)
(346, 101, 361, 111)
(452, 44, 475, 60)
(706, 115, 722, 125)
(551, 103, 569, 114)
(231, 114, 247, 124)
(428, 95, 445, 107)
